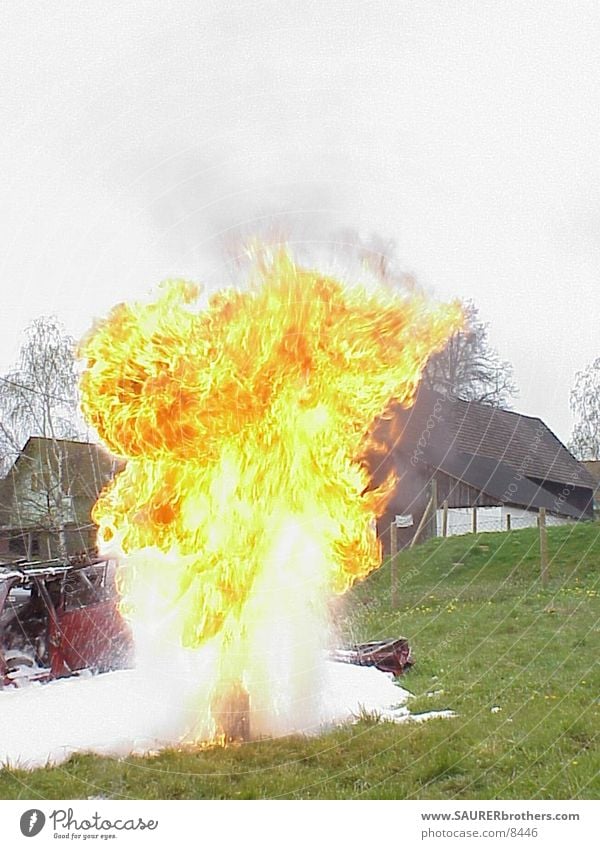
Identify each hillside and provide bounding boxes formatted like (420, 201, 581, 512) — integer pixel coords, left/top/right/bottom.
(1, 522, 598, 799)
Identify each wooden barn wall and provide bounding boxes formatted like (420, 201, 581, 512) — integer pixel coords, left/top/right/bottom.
(376, 461, 499, 552)
(434, 471, 499, 509)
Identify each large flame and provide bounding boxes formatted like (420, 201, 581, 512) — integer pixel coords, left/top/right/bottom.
(79, 248, 462, 741)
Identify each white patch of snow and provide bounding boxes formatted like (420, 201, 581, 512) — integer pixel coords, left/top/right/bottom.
(0, 662, 453, 771)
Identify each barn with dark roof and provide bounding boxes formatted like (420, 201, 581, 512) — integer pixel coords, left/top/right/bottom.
(369, 388, 595, 547)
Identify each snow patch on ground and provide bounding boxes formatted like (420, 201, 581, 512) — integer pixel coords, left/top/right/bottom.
(0, 662, 453, 770)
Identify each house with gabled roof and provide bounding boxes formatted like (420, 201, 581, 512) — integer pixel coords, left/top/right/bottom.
(0, 437, 123, 562)
(370, 388, 595, 546)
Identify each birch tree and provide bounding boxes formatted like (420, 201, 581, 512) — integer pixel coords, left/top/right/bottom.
(0, 317, 87, 559)
(569, 357, 600, 460)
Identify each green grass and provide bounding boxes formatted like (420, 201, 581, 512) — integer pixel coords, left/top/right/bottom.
(2, 522, 599, 799)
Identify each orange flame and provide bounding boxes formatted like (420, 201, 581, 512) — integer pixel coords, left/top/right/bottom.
(79, 248, 462, 740)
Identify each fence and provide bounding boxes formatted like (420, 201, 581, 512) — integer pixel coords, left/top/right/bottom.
(433, 504, 570, 538)
(387, 505, 554, 606)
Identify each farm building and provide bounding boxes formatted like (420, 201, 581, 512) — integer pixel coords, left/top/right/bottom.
(370, 388, 596, 548)
(583, 460, 600, 514)
(0, 437, 122, 562)
(1, 396, 594, 561)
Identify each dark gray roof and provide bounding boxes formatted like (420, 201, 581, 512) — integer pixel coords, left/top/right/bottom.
(372, 388, 594, 519)
(444, 397, 594, 489)
(436, 449, 585, 520)
(387, 388, 595, 489)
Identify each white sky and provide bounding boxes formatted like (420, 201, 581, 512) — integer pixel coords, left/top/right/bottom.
(0, 0, 598, 443)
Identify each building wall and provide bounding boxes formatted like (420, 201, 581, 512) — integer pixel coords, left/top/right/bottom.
(434, 504, 572, 537)
(526, 478, 594, 518)
(434, 470, 499, 508)
(0, 440, 101, 562)
(582, 462, 600, 513)
(378, 458, 433, 551)
(1, 445, 79, 529)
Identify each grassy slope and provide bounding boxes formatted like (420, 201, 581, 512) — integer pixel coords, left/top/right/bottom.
(1, 523, 599, 799)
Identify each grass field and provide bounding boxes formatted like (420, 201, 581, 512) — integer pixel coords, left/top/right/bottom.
(1, 522, 598, 799)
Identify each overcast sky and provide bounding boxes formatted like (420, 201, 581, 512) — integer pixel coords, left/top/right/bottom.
(1, 1, 599, 443)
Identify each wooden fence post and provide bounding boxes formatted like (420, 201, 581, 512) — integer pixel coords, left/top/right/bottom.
(442, 500, 449, 537)
(506, 513, 511, 531)
(539, 507, 549, 587)
(472, 505, 478, 534)
(409, 494, 434, 548)
(430, 478, 438, 539)
(390, 521, 398, 608)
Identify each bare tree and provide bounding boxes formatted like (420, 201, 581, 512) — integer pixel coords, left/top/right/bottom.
(422, 301, 517, 407)
(569, 357, 600, 460)
(326, 233, 516, 407)
(0, 317, 88, 559)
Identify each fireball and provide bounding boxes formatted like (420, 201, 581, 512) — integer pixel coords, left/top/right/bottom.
(79, 247, 461, 740)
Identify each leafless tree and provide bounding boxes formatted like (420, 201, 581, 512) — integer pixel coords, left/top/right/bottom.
(0, 317, 84, 463)
(569, 357, 600, 461)
(325, 233, 516, 407)
(422, 301, 517, 408)
(0, 317, 88, 559)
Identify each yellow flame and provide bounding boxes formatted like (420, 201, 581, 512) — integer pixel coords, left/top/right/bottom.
(79, 248, 462, 740)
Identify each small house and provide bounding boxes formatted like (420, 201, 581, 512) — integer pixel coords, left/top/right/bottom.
(0, 437, 122, 562)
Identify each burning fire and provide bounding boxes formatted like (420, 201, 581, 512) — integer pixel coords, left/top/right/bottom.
(79, 247, 461, 741)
